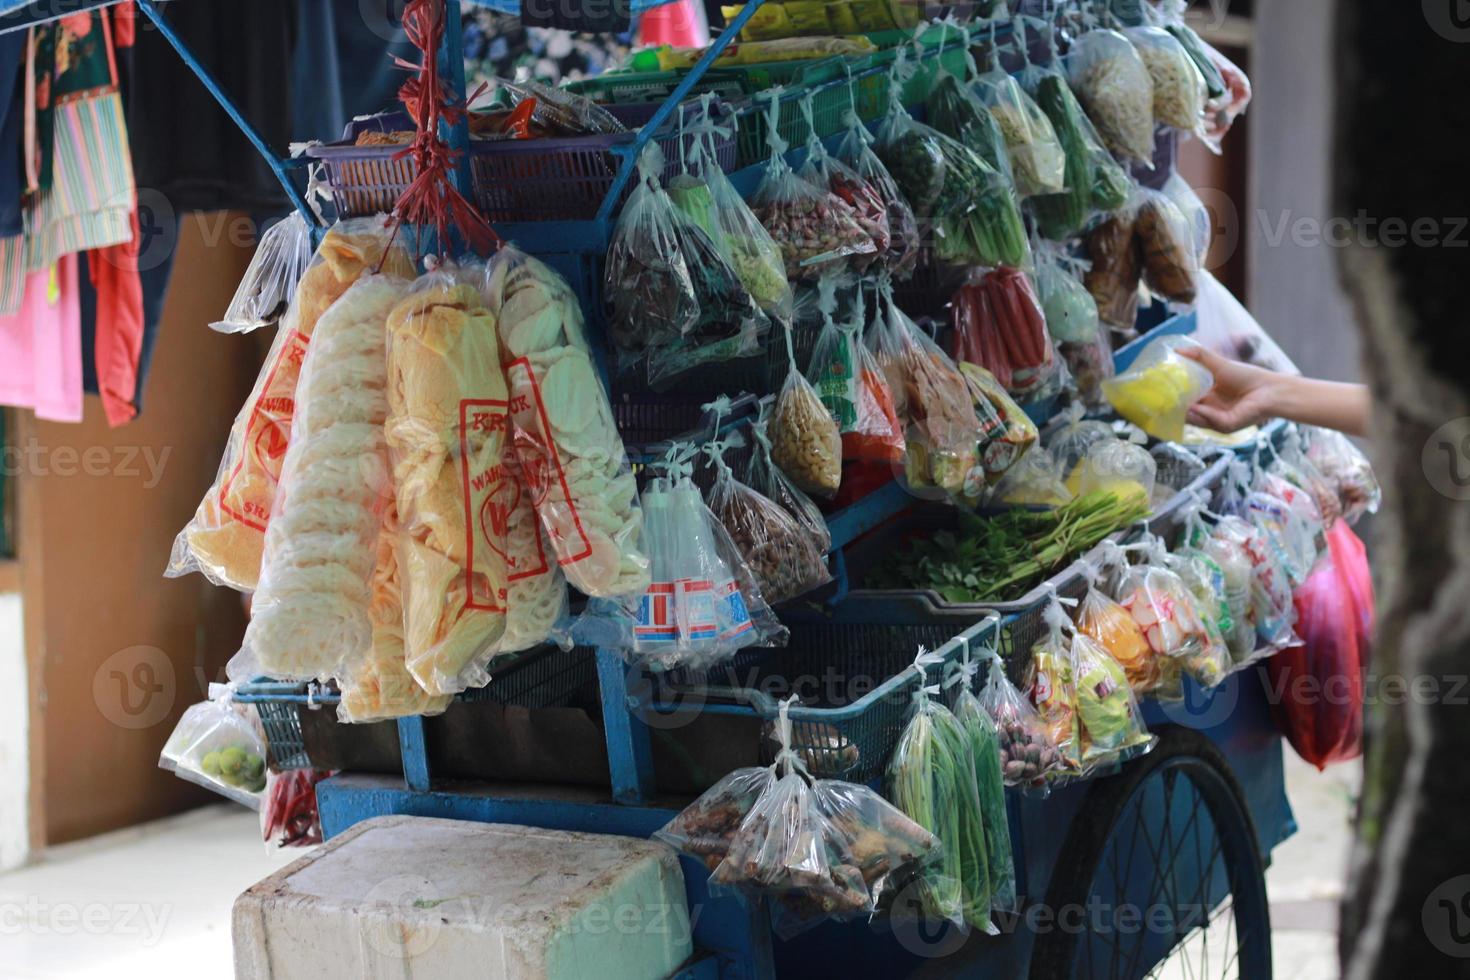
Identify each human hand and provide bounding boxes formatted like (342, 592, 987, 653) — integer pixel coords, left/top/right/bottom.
(1178, 345, 1283, 433)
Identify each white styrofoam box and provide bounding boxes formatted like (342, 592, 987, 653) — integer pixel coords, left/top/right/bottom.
(233, 815, 693, 980)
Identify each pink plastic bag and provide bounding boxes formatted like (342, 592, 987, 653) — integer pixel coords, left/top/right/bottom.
(1265, 521, 1372, 769)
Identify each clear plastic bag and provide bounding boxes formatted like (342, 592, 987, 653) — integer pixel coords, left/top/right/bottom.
(993, 444, 1072, 507)
(168, 217, 414, 592)
(261, 769, 330, 849)
(887, 652, 991, 929)
(1134, 187, 1200, 305)
(1036, 247, 1102, 346)
(1303, 426, 1380, 524)
(608, 146, 765, 385)
(632, 452, 785, 670)
(655, 764, 774, 872)
(494, 77, 627, 136)
(1047, 404, 1114, 493)
(1192, 270, 1299, 373)
(1025, 600, 1083, 772)
(159, 692, 268, 808)
(834, 108, 920, 277)
(1078, 437, 1158, 502)
(213, 212, 314, 334)
(950, 266, 1060, 402)
(1076, 559, 1159, 695)
(810, 777, 945, 917)
(1163, 171, 1211, 266)
(747, 416, 832, 555)
(487, 246, 650, 599)
(238, 274, 410, 683)
(771, 322, 843, 498)
(1103, 335, 1214, 442)
(795, 99, 890, 272)
(927, 71, 1011, 177)
(1116, 547, 1212, 665)
(867, 282, 983, 497)
(1192, 512, 1263, 665)
(1022, 60, 1130, 240)
(1160, 545, 1233, 689)
(978, 654, 1066, 788)
(959, 362, 1037, 489)
(952, 648, 1017, 913)
(973, 66, 1066, 197)
(1212, 513, 1297, 654)
(706, 435, 830, 605)
(807, 276, 861, 434)
(1066, 27, 1157, 164)
(1200, 39, 1252, 154)
(669, 103, 795, 321)
(752, 91, 876, 280)
(1125, 26, 1207, 133)
(384, 270, 514, 696)
(1070, 629, 1153, 762)
(1084, 207, 1143, 332)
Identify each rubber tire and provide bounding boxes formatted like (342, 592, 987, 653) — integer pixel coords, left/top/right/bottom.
(1028, 726, 1272, 980)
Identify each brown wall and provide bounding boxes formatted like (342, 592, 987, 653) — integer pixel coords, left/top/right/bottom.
(19, 214, 262, 846)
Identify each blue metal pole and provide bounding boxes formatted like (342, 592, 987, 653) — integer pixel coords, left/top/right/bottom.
(596, 648, 656, 803)
(134, 0, 317, 228)
(594, 0, 770, 223)
(398, 716, 432, 792)
(437, 0, 475, 205)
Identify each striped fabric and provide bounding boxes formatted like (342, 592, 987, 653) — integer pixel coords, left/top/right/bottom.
(0, 90, 134, 316)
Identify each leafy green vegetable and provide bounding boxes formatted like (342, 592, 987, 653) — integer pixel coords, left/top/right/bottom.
(871, 489, 1152, 603)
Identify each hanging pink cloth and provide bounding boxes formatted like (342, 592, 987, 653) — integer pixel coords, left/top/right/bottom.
(0, 254, 83, 422)
(638, 0, 706, 48)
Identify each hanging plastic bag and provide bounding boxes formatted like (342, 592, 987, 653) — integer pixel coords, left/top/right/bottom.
(834, 107, 920, 277)
(213, 212, 315, 334)
(1025, 598, 1083, 772)
(1046, 404, 1114, 493)
(1116, 539, 1213, 665)
(1068, 627, 1154, 763)
(239, 274, 410, 683)
(1125, 26, 1207, 133)
(655, 764, 774, 872)
(1265, 523, 1368, 769)
(747, 415, 832, 555)
(1211, 512, 1297, 654)
(1022, 48, 1131, 239)
(608, 145, 766, 385)
(993, 444, 1072, 507)
(1065, 27, 1156, 165)
(1078, 436, 1158, 503)
(1036, 247, 1102, 346)
(1083, 205, 1143, 332)
(888, 650, 992, 930)
(668, 98, 795, 320)
(168, 217, 415, 592)
(951, 642, 1018, 914)
(771, 321, 843, 498)
(1258, 470, 1330, 583)
(807, 281, 905, 465)
(487, 247, 650, 600)
(1134, 187, 1200, 305)
(1163, 171, 1212, 266)
(160, 690, 268, 808)
(631, 448, 786, 670)
(1200, 39, 1252, 154)
(973, 63, 1066, 198)
(1190, 510, 1262, 665)
(1103, 335, 1214, 442)
(959, 362, 1036, 489)
(1154, 1, 1225, 99)
(809, 776, 946, 918)
(1191, 270, 1299, 373)
(1076, 556, 1159, 695)
(1303, 426, 1381, 524)
(261, 769, 330, 848)
(950, 266, 1060, 403)
(978, 653, 1066, 789)
(706, 434, 830, 605)
(927, 70, 1011, 177)
(807, 276, 862, 435)
(794, 97, 890, 271)
(867, 280, 983, 497)
(1159, 542, 1233, 690)
(751, 89, 876, 280)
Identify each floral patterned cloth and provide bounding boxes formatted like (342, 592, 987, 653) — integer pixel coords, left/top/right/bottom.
(461, 9, 633, 88)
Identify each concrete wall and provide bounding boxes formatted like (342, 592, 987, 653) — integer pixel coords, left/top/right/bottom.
(1248, 0, 1362, 384)
(0, 592, 27, 871)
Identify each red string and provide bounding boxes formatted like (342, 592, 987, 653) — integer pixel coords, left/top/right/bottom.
(385, 0, 499, 262)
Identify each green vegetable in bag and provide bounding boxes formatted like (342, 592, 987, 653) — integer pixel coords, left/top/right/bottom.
(1028, 70, 1130, 239)
(953, 651, 1017, 914)
(927, 73, 1010, 177)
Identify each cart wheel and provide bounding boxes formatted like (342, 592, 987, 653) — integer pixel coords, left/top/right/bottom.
(1028, 727, 1272, 980)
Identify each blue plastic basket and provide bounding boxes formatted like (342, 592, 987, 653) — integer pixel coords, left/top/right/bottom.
(308, 101, 738, 223)
(646, 614, 1003, 784)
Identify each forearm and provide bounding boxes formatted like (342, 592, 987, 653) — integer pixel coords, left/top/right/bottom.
(1267, 376, 1371, 437)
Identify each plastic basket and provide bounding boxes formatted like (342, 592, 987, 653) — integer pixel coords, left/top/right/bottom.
(308, 101, 739, 223)
(650, 614, 1001, 784)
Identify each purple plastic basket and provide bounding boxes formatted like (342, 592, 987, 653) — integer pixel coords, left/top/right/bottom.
(306, 101, 738, 224)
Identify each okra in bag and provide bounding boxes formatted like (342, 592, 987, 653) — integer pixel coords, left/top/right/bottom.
(888, 649, 992, 930)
